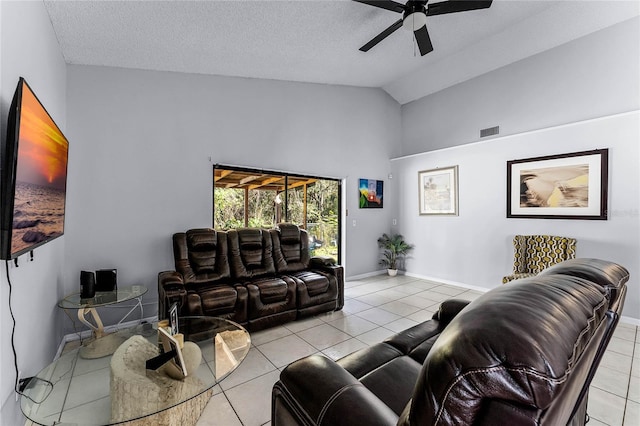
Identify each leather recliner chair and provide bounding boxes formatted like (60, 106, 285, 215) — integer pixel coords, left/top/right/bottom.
(227, 228, 297, 331)
(271, 223, 342, 318)
(158, 228, 248, 324)
(272, 258, 628, 426)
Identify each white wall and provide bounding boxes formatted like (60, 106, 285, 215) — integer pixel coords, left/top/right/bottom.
(0, 1, 67, 423)
(64, 65, 401, 328)
(394, 18, 640, 322)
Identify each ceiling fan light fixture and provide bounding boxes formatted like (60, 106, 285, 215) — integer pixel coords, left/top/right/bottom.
(402, 11, 427, 31)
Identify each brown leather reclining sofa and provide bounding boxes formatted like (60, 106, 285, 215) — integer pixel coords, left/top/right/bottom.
(272, 258, 629, 425)
(158, 223, 344, 330)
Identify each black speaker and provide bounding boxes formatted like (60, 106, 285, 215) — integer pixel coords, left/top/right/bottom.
(95, 269, 117, 292)
(80, 271, 96, 299)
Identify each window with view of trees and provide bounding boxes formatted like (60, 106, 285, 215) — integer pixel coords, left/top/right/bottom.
(213, 166, 341, 261)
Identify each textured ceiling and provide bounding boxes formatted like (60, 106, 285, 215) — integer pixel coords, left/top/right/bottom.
(44, 0, 639, 104)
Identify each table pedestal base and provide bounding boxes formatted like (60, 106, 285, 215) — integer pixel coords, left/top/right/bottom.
(111, 335, 211, 426)
(117, 388, 214, 426)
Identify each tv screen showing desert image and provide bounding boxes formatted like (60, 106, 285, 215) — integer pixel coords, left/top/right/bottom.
(11, 80, 68, 257)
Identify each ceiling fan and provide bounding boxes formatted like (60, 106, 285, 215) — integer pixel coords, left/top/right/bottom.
(354, 0, 493, 56)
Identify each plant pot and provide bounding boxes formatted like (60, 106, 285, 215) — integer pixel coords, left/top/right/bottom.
(387, 269, 398, 277)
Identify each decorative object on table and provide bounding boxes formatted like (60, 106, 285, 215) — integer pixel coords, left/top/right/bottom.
(154, 327, 188, 378)
(377, 233, 414, 276)
(418, 165, 458, 215)
(359, 178, 383, 208)
(80, 270, 96, 299)
(507, 149, 608, 220)
(162, 341, 201, 381)
(95, 268, 117, 291)
(169, 302, 179, 336)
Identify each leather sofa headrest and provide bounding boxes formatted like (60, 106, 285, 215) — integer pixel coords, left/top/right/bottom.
(186, 229, 217, 251)
(278, 223, 301, 244)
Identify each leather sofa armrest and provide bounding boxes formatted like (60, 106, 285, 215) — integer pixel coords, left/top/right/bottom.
(432, 298, 471, 325)
(309, 257, 345, 310)
(158, 271, 187, 320)
(159, 270, 185, 291)
(310, 256, 336, 268)
(273, 354, 398, 426)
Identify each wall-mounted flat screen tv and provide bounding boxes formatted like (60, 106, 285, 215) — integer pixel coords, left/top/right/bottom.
(1, 77, 69, 260)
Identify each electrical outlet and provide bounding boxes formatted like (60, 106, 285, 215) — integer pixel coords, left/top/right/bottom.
(352, 219, 357, 227)
(392, 219, 397, 226)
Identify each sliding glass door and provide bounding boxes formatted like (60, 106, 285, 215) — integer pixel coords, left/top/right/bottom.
(213, 165, 341, 261)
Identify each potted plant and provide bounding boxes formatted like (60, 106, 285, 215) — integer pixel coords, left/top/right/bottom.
(377, 233, 414, 276)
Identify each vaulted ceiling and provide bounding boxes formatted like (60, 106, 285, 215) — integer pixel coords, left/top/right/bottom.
(44, 0, 639, 104)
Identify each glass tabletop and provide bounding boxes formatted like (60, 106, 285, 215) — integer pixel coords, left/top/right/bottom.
(20, 316, 251, 425)
(57, 285, 148, 309)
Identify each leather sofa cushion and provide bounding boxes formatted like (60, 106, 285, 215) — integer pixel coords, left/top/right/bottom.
(339, 343, 403, 380)
(539, 258, 630, 308)
(228, 229, 276, 278)
(288, 271, 329, 296)
(252, 277, 290, 304)
(174, 229, 230, 282)
(199, 285, 240, 313)
(239, 229, 266, 268)
(271, 224, 311, 273)
(359, 356, 423, 416)
(187, 229, 219, 274)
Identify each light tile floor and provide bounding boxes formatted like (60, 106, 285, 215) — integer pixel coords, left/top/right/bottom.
(194, 274, 640, 426)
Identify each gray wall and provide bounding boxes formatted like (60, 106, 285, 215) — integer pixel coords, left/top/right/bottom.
(64, 65, 401, 329)
(0, 1, 68, 422)
(394, 18, 640, 322)
(401, 17, 640, 155)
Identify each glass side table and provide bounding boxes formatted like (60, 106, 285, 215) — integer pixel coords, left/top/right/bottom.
(58, 285, 147, 358)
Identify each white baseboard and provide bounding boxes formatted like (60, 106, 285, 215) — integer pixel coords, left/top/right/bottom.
(346, 270, 387, 280)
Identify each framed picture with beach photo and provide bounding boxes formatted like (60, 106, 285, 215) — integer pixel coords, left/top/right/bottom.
(507, 149, 608, 220)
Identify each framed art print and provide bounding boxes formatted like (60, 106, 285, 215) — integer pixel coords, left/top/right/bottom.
(418, 166, 458, 215)
(507, 149, 608, 220)
(359, 178, 383, 208)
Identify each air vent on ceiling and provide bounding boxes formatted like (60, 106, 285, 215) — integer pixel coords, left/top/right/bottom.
(480, 126, 500, 138)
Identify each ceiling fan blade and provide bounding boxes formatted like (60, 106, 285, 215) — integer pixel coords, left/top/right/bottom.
(360, 19, 403, 52)
(427, 0, 492, 16)
(413, 25, 433, 56)
(352, 0, 406, 14)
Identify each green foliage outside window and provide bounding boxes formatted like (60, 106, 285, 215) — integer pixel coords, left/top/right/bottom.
(213, 178, 339, 259)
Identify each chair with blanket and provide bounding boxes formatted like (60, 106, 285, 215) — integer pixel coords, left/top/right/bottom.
(502, 234, 577, 283)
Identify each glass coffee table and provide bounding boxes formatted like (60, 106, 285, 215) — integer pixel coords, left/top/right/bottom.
(20, 317, 250, 425)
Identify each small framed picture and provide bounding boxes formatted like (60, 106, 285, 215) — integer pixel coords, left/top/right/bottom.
(169, 302, 179, 336)
(418, 166, 459, 216)
(158, 327, 187, 378)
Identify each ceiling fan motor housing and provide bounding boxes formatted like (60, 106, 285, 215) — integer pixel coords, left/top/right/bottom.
(403, 1, 428, 31)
